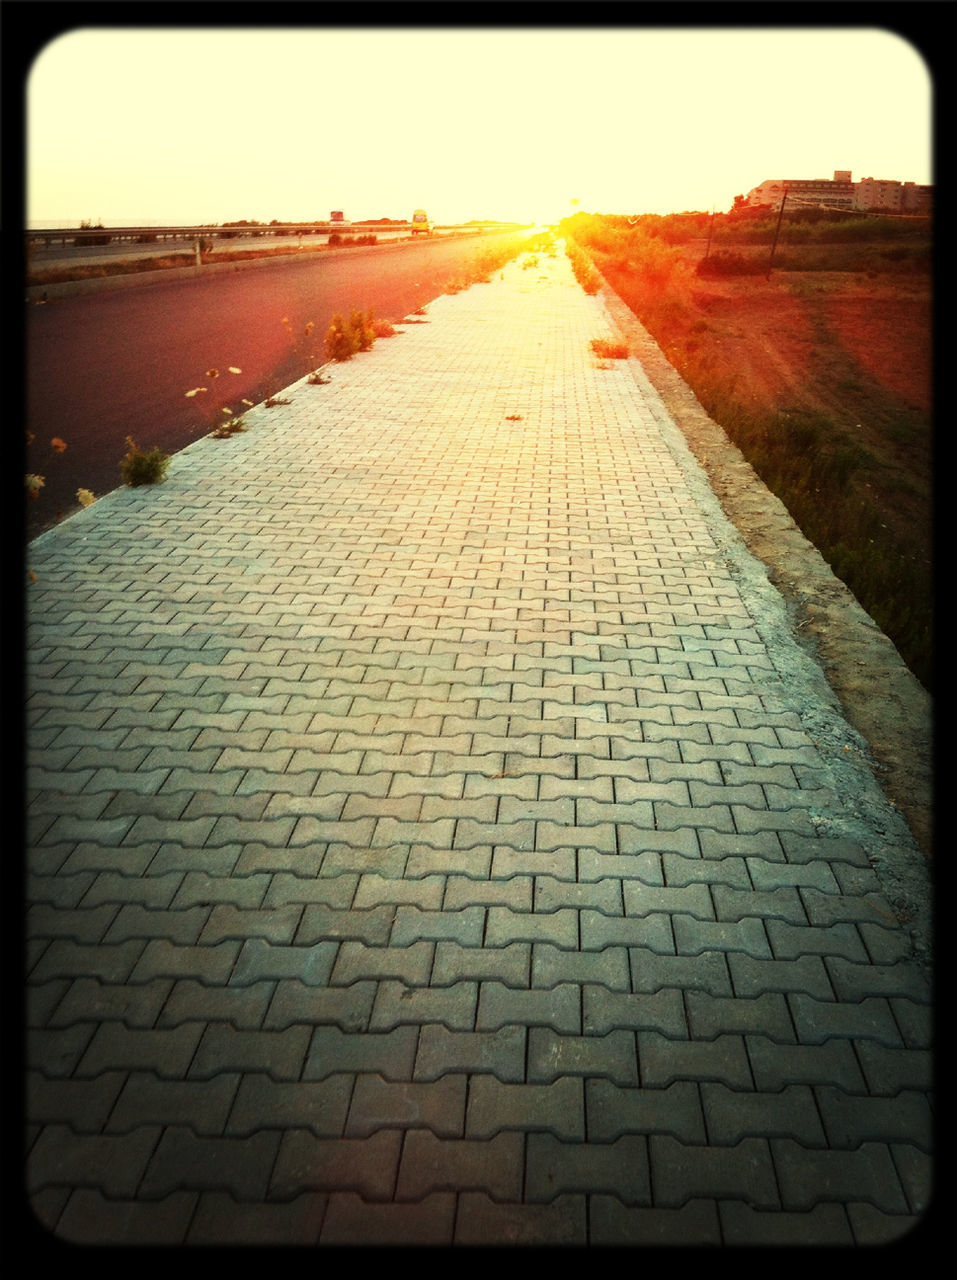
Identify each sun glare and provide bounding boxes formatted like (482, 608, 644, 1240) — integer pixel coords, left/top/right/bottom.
(26, 29, 931, 229)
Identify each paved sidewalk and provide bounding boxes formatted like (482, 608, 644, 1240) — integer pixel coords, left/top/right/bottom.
(24, 247, 932, 1246)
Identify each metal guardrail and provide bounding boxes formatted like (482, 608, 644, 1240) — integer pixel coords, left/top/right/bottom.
(25, 221, 522, 248)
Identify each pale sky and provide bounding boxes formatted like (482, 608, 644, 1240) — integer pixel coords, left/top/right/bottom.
(26, 26, 933, 229)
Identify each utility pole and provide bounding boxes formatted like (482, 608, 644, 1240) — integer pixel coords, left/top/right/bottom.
(704, 208, 715, 261)
(766, 189, 788, 279)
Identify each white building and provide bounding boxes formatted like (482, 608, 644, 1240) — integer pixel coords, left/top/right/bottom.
(745, 170, 932, 214)
(745, 171, 855, 211)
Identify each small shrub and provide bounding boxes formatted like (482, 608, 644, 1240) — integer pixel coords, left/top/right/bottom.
(349, 309, 376, 352)
(325, 313, 356, 361)
(566, 238, 600, 294)
(120, 436, 170, 486)
(696, 251, 766, 278)
(75, 220, 111, 247)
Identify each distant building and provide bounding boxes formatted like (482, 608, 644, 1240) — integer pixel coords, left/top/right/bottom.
(744, 170, 932, 215)
(855, 176, 933, 214)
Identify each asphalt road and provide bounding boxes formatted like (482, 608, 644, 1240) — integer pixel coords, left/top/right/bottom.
(25, 231, 532, 539)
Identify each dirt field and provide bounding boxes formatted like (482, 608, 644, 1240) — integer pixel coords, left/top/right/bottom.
(592, 248, 933, 864)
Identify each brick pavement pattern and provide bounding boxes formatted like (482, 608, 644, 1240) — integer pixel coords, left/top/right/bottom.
(25, 246, 932, 1245)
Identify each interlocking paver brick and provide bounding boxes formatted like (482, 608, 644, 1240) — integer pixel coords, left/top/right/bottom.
(345, 1074, 468, 1137)
(466, 1076, 585, 1140)
(83, 871, 185, 912)
(772, 1140, 909, 1214)
(650, 1134, 779, 1209)
(814, 1085, 933, 1151)
(30, 939, 146, 985)
(853, 1042, 933, 1095)
(28, 1124, 164, 1198)
(630, 948, 735, 996)
(320, 1192, 455, 1245)
(673, 914, 772, 958)
(139, 1127, 282, 1200)
(27, 1070, 127, 1132)
(586, 1079, 706, 1143)
(369, 979, 478, 1031)
(718, 1201, 854, 1247)
(526, 1133, 650, 1204)
(701, 1081, 827, 1146)
(590, 1195, 722, 1245)
(787, 993, 903, 1045)
(24, 242, 932, 1246)
(226, 1074, 353, 1137)
(455, 1192, 588, 1245)
(157, 978, 275, 1028)
(746, 1035, 868, 1093)
(685, 989, 795, 1041)
(263, 979, 377, 1031)
(825, 955, 932, 1003)
(431, 940, 530, 986)
(188, 1192, 326, 1246)
(190, 1024, 312, 1080)
(396, 1130, 523, 1200)
(485, 905, 579, 949)
(54, 1188, 198, 1246)
(106, 1071, 240, 1134)
(270, 1130, 402, 1201)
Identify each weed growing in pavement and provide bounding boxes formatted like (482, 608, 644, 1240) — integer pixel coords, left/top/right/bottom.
(119, 436, 170, 486)
(324, 309, 381, 361)
(211, 418, 247, 437)
(281, 315, 322, 379)
(350, 309, 376, 352)
(441, 240, 533, 295)
(25, 433, 98, 519)
(590, 338, 629, 360)
(325, 313, 358, 362)
(25, 433, 68, 506)
(185, 365, 251, 438)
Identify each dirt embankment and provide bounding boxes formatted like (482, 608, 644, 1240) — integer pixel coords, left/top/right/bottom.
(595, 261, 933, 869)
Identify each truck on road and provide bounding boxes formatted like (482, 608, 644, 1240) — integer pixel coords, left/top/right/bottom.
(411, 209, 433, 236)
